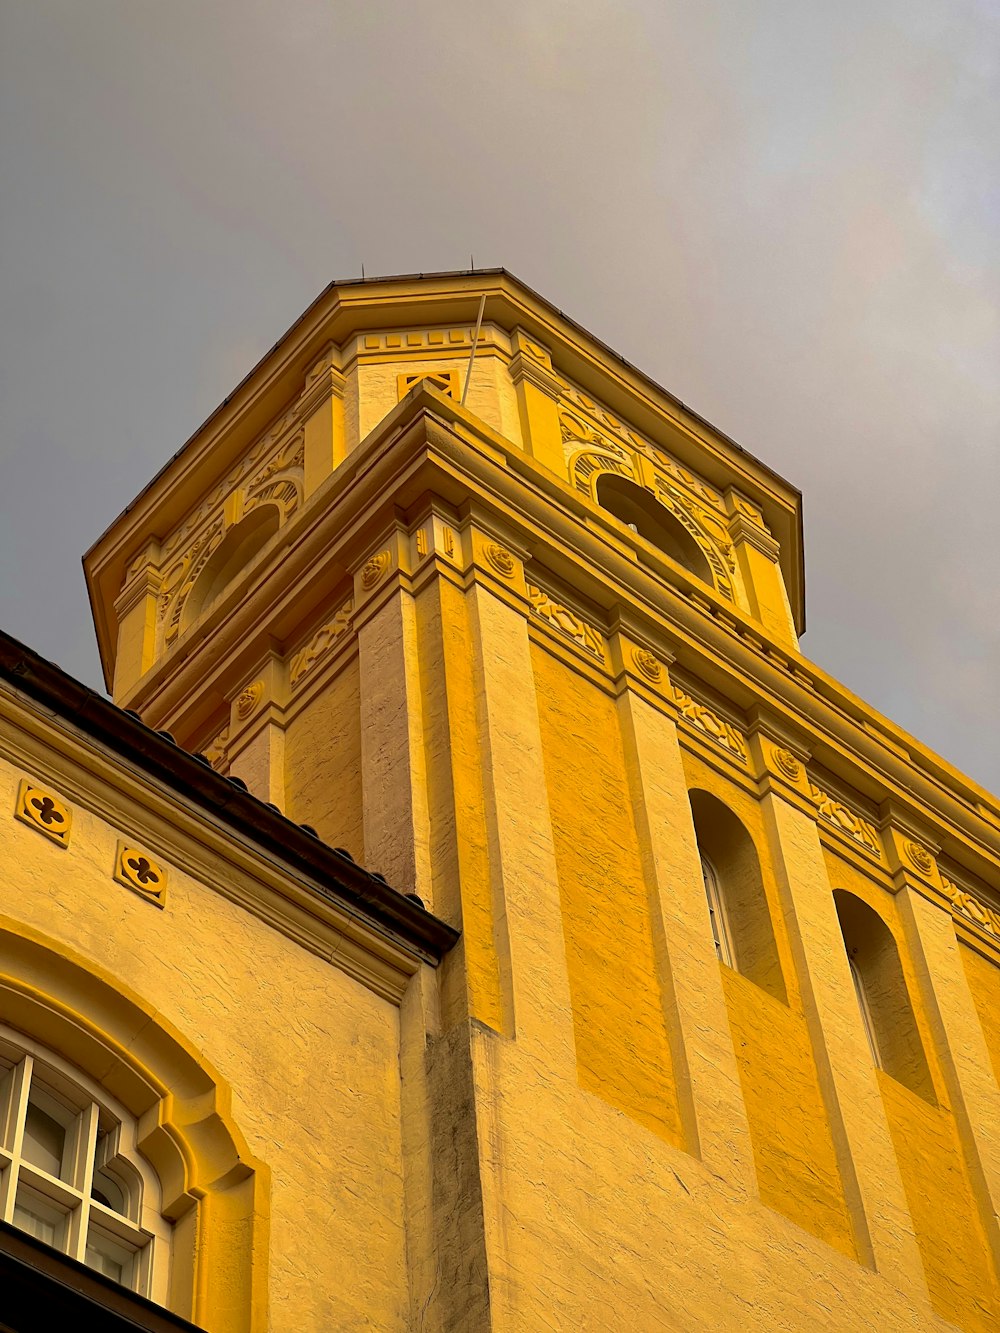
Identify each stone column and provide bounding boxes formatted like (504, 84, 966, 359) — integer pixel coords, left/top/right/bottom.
(750, 724, 927, 1299)
(612, 631, 757, 1190)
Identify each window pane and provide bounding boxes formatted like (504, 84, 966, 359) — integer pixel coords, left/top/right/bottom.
(21, 1103, 66, 1178)
(85, 1229, 136, 1288)
(91, 1169, 127, 1216)
(12, 1188, 68, 1250)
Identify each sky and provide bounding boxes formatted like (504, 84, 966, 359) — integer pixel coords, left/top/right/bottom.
(1, 1, 998, 792)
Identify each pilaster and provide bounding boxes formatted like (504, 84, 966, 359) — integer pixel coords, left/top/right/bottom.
(464, 527, 576, 1070)
(508, 331, 565, 478)
(884, 810, 1000, 1269)
(612, 628, 757, 1191)
(112, 541, 163, 703)
(299, 345, 347, 497)
(724, 488, 797, 648)
(748, 719, 927, 1299)
(354, 537, 433, 902)
(225, 652, 288, 808)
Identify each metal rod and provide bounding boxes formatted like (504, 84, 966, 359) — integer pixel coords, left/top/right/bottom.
(460, 293, 487, 407)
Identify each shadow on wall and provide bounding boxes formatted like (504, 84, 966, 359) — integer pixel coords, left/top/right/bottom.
(596, 475, 712, 583)
(834, 890, 935, 1102)
(689, 788, 787, 1003)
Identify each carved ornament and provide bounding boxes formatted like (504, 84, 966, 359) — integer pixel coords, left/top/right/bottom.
(114, 842, 166, 908)
(807, 781, 881, 858)
(14, 780, 72, 847)
(632, 648, 662, 683)
(290, 597, 354, 688)
(236, 680, 264, 720)
(361, 551, 391, 589)
(773, 747, 801, 781)
(941, 873, 1000, 941)
(526, 582, 604, 659)
(485, 543, 516, 578)
(158, 423, 305, 643)
(904, 840, 935, 876)
(203, 724, 230, 772)
(671, 688, 747, 760)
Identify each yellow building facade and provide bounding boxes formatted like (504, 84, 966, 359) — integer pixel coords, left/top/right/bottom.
(2, 269, 1000, 1329)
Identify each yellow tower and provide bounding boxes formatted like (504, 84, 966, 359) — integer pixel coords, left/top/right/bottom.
(2, 270, 1000, 1330)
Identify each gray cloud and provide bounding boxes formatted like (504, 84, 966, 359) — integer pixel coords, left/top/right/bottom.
(1, 0, 997, 790)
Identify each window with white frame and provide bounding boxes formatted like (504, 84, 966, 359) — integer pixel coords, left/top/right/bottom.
(0, 1029, 170, 1299)
(701, 854, 734, 967)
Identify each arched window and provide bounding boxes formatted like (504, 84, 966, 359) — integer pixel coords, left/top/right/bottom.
(834, 890, 933, 1100)
(689, 790, 786, 1002)
(0, 1029, 169, 1298)
(181, 503, 281, 632)
(596, 475, 712, 584)
(701, 854, 734, 966)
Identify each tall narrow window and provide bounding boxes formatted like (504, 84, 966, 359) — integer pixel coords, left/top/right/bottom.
(689, 789, 786, 1002)
(834, 890, 934, 1100)
(847, 953, 881, 1066)
(0, 1033, 171, 1297)
(701, 854, 734, 966)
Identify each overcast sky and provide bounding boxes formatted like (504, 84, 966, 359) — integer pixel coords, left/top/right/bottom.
(1, 1, 998, 793)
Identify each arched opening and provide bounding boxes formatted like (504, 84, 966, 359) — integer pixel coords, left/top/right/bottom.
(596, 474, 712, 583)
(833, 890, 933, 1100)
(689, 790, 786, 1002)
(181, 504, 280, 632)
(0, 923, 267, 1332)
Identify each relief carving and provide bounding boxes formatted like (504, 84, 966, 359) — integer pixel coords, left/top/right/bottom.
(289, 596, 354, 688)
(671, 687, 747, 760)
(484, 543, 516, 578)
(807, 780, 881, 858)
(940, 873, 1000, 940)
(526, 582, 604, 659)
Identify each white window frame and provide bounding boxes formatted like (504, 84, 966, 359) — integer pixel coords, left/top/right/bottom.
(701, 854, 735, 968)
(0, 1027, 170, 1303)
(848, 954, 882, 1067)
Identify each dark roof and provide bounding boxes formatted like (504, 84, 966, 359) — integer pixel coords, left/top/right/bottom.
(0, 631, 458, 966)
(0, 1220, 205, 1332)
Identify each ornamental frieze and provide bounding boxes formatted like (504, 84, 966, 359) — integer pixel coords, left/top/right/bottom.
(526, 581, 604, 660)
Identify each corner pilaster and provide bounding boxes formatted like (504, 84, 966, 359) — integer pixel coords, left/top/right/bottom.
(508, 331, 565, 478)
(724, 488, 797, 648)
(748, 717, 927, 1298)
(611, 626, 757, 1191)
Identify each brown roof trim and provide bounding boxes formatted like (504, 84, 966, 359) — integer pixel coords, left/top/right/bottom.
(0, 631, 458, 966)
(0, 1220, 205, 1331)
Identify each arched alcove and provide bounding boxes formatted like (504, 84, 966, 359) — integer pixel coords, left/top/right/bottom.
(0, 922, 268, 1332)
(833, 890, 934, 1101)
(689, 790, 786, 1002)
(180, 504, 280, 633)
(596, 474, 712, 583)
